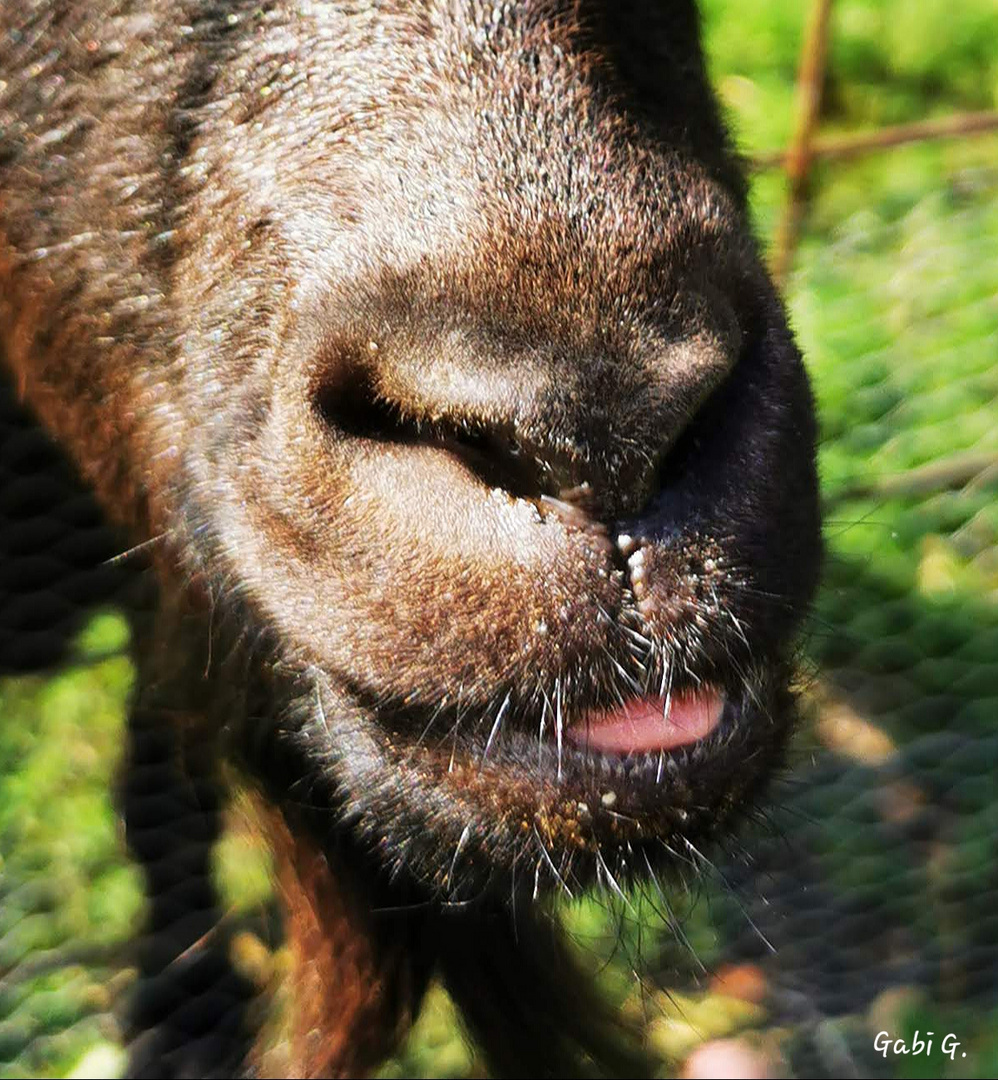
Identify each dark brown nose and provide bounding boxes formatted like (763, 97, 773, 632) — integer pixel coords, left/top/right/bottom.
(318, 293, 740, 521)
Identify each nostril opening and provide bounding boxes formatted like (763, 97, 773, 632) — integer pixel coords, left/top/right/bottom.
(314, 372, 549, 500)
(315, 369, 419, 445)
(444, 426, 541, 498)
(617, 344, 750, 543)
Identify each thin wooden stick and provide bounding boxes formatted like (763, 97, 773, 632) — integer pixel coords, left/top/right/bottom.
(823, 451, 998, 508)
(770, 0, 835, 287)
(754, 110, 998, 170)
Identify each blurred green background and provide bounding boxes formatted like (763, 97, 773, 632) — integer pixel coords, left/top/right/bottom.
(2, 1, 998, 1076)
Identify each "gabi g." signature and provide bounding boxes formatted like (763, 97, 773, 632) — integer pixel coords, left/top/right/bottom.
(874, 1031, 965, 1061)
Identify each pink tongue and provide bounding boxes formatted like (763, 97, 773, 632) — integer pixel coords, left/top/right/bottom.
(568, 691, 725, 754)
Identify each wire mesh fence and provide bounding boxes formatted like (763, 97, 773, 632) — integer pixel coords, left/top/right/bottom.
(2, 1, 997, 1077)
(673, 165, 998, 1078)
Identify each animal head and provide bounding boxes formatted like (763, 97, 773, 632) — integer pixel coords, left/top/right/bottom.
(160, 1, 820, 896)
(1, 1, 821, 1075)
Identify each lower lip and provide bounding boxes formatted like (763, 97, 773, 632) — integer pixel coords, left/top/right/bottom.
(566, 690, 726, 754)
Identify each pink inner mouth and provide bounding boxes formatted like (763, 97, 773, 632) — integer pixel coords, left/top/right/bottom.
(566, 690, 725, 754)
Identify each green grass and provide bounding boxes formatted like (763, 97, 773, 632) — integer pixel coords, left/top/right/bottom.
(0, 616, 139, 1079)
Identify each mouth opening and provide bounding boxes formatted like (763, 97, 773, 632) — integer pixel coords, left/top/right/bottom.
(565, 688, 726, 755)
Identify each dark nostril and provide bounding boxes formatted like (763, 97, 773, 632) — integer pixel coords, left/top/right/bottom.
(316, 368, 416, 445)
(315, 371, 551, 500)
(441, 425, 549, 499)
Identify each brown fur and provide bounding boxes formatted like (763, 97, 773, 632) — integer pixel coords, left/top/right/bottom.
(266, 809, 427, 1078)
(1, 3, 822, 1075)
